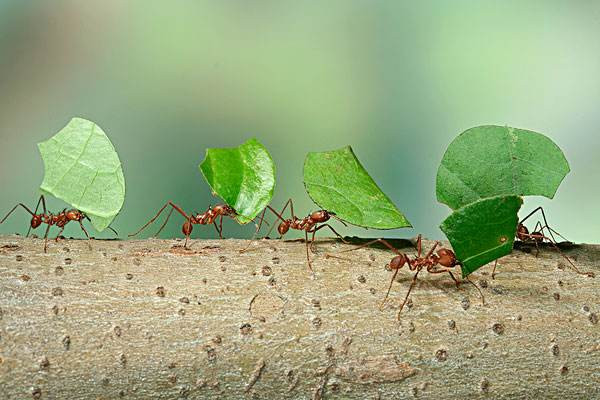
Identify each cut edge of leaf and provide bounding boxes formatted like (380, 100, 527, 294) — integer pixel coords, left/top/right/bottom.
(436, 124, 571, 209)
(199, 137, 276, 225)
(303, 145, 412, 229)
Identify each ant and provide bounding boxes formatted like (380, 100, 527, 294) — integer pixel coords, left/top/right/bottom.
(243, 199, 348, 271)
(129, 201, 238, 248)
(0, 195, 118, 252)
(326, 235, 484, 320)
(492, 207, 593, 278)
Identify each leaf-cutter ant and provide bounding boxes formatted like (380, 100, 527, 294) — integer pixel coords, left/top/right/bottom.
(243, 199, 348, 271)
(492, 207, 593, 278)
(327, 235, 484, 319)
(0, 195, 118, 252)
(129, 201, 238, 248)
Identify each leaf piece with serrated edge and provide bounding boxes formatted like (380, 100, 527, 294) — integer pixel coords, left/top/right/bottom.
(199, 138, 275, 224)
(303, 146, 410, 229)
(440, 195, 523, 277)
(38, 117, 125, 232)
(436, 125, 570, 210)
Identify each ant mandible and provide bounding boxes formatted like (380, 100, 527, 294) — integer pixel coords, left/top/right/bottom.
(245, 199, 348, 271)
(0, 195, 118, 252)
(492, 207, 593, 278)
(129, 201, 237, 248)
(327, 235, 484, 320)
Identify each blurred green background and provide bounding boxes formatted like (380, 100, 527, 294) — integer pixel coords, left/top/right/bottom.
(1, 1, 599, 243)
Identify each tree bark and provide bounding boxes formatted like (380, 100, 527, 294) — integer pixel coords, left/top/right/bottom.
(0, 235, 598, 399)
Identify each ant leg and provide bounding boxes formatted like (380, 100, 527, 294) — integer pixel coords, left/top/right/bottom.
(447, 270, 460, 288)
(219, 215, 224, 239)
(305, 230, 313, 272)
(78, 220, 93, 250)
(521, 206, 561, 243)
(54, 227, 65, 241)
(263, 200, 294, 239)
(531, 233, 593, 277)
(397, 269, 421, 320)
(416, 234, 422, 257)
(310, 224, 349, 247)
(491, 259, 499, 279)
(240, 208, 270, 253)
(43, 224, 51, 253)
(465, 275, 485, 305)
(154, 207, 174, 238)
(379, 269, 400, 311)
(424, 241, 440, 259)
(107, 225, 119, 237)
(240, 201, 294, 253)
(1, 203, 35, 224)
(129, 202, 189, 237)
(330, 238, 404, 256)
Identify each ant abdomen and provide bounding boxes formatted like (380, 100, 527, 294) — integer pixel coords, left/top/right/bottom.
(278, 222, 290, 235)
(30, 215, 42, 229)
(437, 248, 457, 268)
(182, 220, 193, 236)
(516, 223, 529, 241)
(389, 254, 407, 270)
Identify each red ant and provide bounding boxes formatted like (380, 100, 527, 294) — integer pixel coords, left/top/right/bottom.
(0, 195, 118, 252)
(326, 235, 484, 320)
(129, 201, 238, 248)
(492, 207, 593, 278)
(243, 199, 348, 271)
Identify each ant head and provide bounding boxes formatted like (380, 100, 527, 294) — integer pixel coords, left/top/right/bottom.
(310, 210, 331, 223)
(212, 204, 236, 216)
(437, 248, 457, 268)
(30, 215, 42, 229)
(389, 254, 407, 270)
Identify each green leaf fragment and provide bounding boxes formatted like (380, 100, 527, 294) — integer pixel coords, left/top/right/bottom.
(199, 138, 275, 224)
(303, 146, 411, 229)
(440, 195, 523, 277)
(38, 117, 125, 232)
(436, 125, 570, 210)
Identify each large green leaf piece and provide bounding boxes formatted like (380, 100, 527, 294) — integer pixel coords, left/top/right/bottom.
(38, 117, 125, 232)
(440, 195, 523, 277)
(303, 146, 411, 229)
(199, 138, 275, 224)
(436, 125, 570, 210)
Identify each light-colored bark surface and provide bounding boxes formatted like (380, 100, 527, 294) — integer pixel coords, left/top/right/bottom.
(0, 235, 599, 399)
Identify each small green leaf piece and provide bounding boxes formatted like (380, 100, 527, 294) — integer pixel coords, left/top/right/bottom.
(436, 125, 570, 210)
(38, 117, 125, 232)
(440, 195, 523, 277)
(303, 146, 411, 229)
(199, 138, 275, 224)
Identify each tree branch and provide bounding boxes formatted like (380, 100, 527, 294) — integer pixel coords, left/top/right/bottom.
(0, 236, 598, 399)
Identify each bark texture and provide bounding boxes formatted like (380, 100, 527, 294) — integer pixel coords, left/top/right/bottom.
(0, 235, 599, 399)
